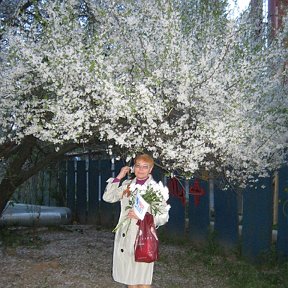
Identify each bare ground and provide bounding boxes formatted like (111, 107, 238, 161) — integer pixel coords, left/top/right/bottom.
(0, 225, 229, 288)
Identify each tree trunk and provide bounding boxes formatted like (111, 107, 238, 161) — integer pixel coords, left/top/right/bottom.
(0, 136, 79, 216)
(0, 178, 19, 215)
(0, 135, 36, 215)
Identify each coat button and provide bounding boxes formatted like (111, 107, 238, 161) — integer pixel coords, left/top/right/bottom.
(122, 233, 125, 237)
(121, 249, 124, 252)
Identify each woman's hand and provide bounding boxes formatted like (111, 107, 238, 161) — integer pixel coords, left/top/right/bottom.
(127, 209, 140, 220)
(116, 166, 130, 180)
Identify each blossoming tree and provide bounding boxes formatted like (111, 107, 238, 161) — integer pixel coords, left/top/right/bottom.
(0, 0, 287, 213)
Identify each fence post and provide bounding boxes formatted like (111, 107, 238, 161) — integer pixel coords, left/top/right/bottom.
(76, 160, 87, 224)
(214, 185, 239, 249)
(112, 159, 124, 226)
(276, 166, 288, 260)
(166, 197, 186, 239)
(58, 161, 67, 207)
(67, 161, 76, 220)
(189, 179, 210, 243)
(88, 159, 100, 225)
(166, 178, 186, 239)
(242, 176, 273, 262)
(99, 159, 116, 229)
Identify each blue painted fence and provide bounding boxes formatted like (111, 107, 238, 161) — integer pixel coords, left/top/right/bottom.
(64, 158, 288, 261)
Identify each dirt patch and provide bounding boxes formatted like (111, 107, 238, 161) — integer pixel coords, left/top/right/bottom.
(0, 226, 228, 288)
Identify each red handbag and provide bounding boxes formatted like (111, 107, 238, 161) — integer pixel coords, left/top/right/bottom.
(134, 212, 159, 263)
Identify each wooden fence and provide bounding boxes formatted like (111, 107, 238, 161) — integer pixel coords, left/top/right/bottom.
(61, 158, 288, 262)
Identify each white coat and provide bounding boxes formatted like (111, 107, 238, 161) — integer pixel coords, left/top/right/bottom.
(103, 175, 169, 285)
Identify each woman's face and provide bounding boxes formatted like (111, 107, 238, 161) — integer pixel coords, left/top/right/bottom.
(134, 160, 153, 180)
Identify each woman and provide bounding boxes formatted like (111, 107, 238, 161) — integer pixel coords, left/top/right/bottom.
(103, 154, 170, 288)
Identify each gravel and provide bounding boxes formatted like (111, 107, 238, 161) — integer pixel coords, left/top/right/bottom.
(0, 225, 229, 288)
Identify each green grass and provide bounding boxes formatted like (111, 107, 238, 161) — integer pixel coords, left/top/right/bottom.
(0, 227, 45, 248)
(158, 230, 288, 288)
(208, 253, 288, 288)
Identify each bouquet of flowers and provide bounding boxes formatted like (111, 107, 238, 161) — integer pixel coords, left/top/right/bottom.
(112, 181, 170, 233)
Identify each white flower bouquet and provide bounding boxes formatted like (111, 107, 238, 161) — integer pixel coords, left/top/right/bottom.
(112, 181, 170, 233)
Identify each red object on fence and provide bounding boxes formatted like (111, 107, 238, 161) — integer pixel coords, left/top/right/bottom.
(167, 177, 186, 206)
(189, 179, 205, 207)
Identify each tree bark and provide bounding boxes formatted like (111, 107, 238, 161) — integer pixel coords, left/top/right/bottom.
(0, 178, 20, 216)
(0, 135, 35, 214)
(0, 136, 78, 215)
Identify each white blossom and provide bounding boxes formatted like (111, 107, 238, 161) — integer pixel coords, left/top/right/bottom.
(0, 0, 287, 188)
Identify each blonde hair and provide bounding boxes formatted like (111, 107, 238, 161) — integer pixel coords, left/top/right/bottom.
(134, 153, 154, 167)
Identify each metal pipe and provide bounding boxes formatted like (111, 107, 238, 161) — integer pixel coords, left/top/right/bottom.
(0, 202, 72, 226)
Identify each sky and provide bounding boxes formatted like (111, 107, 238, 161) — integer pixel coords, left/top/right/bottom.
(229, 0, 251, 11)
(228, 0, 251, 17)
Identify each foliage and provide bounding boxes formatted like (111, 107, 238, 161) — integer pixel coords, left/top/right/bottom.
(158, 232, 288, 288)
(215, 255, 288, 288)
(0, 0, 287, 190)
(112, 179, 170, 232)
(128, 181, 170, 215)
(0, 227, 43, 248)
